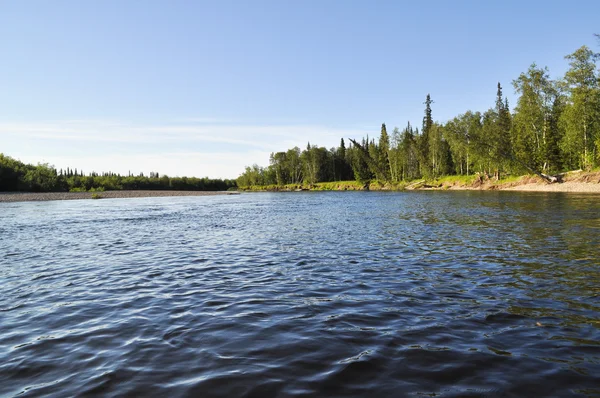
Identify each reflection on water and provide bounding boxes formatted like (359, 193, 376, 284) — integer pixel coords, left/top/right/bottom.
(1, 191, 599, 397)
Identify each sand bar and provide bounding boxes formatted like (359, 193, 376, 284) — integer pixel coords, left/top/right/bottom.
(0, 190, 238, 203)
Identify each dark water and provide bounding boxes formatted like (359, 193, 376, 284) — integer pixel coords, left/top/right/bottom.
(1, 192, 599, 397)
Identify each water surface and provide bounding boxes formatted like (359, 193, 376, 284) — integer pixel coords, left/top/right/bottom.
(1, 192, 599, 397)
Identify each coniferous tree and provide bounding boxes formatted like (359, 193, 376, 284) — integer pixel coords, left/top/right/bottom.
(336, 138, 352, 181)
(399, 123, 420, 181)
(472, 84, 512, 178)
(418, 94, 434, 177)
(348, 139, 373, 186)
(238, 39, 600, 187)
(378, 124, 391, 181)
(493, 83, 512, 177)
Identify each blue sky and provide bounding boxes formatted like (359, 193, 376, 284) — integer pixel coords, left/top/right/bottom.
(1, 0, 599, 178)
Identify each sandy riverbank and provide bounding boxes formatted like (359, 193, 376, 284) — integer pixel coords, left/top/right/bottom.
(503, 182, 600, 192)
(487, 170, 600, 193)
(0, 190, 237, 203)
(414, 181, 600, 193)
(417, 170, 600, 193)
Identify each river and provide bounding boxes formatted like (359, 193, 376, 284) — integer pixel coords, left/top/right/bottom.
(1, 191, 599, 397)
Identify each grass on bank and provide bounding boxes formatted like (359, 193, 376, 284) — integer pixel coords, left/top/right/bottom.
(426, 174, 525, 189)
(241, 180, 408, 191)
(241, 180, 363, 191)
(70, 186, 106, 193)
(240, 173, 539, 192)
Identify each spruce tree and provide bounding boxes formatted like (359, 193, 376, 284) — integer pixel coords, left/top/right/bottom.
(496, 84, 512, 176)
(348, 138, 373, 186)
(338, 138, 346, 160)
(479, 83, 512, 178)
(337, 138, 348, 180)
(400, 122, 419, 180)
(378, 123, 391, 181)
(419, 94, 433, 177)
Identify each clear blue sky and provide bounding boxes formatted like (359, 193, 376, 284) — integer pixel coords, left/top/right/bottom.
(1, 0, 598, 178)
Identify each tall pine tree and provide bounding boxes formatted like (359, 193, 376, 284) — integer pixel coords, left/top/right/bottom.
(378, 123, 391, 181)
(418, 94, 434, 177)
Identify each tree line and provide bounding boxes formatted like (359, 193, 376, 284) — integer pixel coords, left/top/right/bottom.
(0, 154, 236, 192)
(238, 41, 600, 187)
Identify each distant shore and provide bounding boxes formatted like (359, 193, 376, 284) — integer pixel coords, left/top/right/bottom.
(0, 190, 237, 203)
(4, 172, 599, 203)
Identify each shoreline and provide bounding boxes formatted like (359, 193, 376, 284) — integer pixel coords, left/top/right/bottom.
(3, 177, 599, 203)
(241, 182, 600, 193)
(502, 182, 600, 193)
(0, 190, 237, 203)
(241, 171, 600, 194)
(431, 181, 600, 193)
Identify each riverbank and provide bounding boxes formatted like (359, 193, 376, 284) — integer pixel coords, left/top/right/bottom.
(424, 171, 600, 193)
(504, 181, 600, 192)
(240, 170, 600, 193)
(0, 190, 237, 203)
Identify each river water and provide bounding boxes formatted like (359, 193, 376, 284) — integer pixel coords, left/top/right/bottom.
(1, 192, 599, 397)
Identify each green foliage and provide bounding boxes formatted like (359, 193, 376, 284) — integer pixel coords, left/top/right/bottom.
(348, 138, 375, 185)
(512, 66, 562, 173)
(0, 154, 67, 192)
(236, 164, 268, 187)
(377, 124, 391, 181)
(301, 143, 331, 184)
(445, 111, 482, 175)
(559, 46, 600, 170)
(238, 39, 600, 186)
(434, 174, 479, 185)
(0, 154, 236, 193)
(335, 138, 353, 181)
(91, 193, 102, 199)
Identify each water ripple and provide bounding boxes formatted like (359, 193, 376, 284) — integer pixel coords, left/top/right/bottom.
(1, 192, 599, 396)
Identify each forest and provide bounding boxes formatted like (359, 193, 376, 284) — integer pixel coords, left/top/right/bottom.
(237, 42, 600, 188)
(0, 154, 236, 192)
(2, 42, 598, 193)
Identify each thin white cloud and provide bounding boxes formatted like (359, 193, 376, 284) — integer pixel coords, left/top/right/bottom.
(173, 117, 223, 124)
(12, 151, 269, 179)
(0, 121, 365, 146)
(1, 120, 372, 178)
